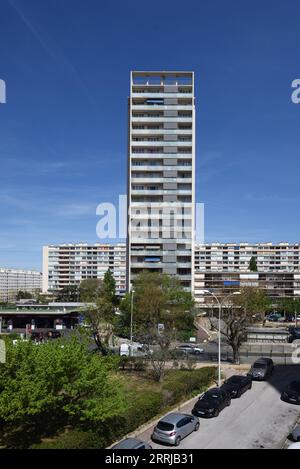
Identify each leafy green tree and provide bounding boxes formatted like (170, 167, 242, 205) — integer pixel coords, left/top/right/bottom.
(130, 272, 195, 381)
(0, 336, 125, 448)
(82, 277, 117, 355)
(16, 291, 33, 301)
(56, 285, 80, 302)
(103, 269, 118, 306)
(133, 272, 194, 332)
(249, 256, 258, 272)
(79, 279, 102, 302)
(115, 292, 132, 337)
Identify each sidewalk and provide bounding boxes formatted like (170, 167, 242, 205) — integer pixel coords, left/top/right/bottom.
(108, 364, 250, 448)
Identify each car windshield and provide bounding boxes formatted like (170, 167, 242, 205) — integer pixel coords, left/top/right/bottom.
(253, 363, 267, 370)
(289, 381, 300, 393)
(226, 377, 241, 384)
(201, 390, 220, 400)
(157, 421, 174, 431)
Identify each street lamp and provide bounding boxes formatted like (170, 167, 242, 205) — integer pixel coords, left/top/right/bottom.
(130, 287, 135, 346)
(199, 289, 241, 387)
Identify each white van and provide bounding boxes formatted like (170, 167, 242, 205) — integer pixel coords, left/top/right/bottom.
(120, 343, 130, 356)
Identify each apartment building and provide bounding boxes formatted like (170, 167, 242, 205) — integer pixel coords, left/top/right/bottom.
(127, 71, 195, 291)
(0, 268, 42, 302)
(194, 243, 300, 306)
(195, 242, 300, 272)
(43, 244, 126, 295)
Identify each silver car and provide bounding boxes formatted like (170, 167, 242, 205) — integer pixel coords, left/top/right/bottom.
(111, 438, 152, 449)
(151, 412, 200, 446)
(292, 426, 300, 442)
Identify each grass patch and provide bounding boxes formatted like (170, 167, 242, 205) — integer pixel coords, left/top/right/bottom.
(31, 367, 216, 449)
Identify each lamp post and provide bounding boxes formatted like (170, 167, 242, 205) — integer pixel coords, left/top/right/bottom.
(130, 287, 135, 346)
(199, 289, 241, 387)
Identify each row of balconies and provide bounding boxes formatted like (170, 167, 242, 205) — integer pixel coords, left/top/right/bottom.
(132, 105, 193, 111)
(131, 129, 192, 135)
(131, 177, 192, 184)
(131, 93, 193, 99)
(131, 140, 192, 147)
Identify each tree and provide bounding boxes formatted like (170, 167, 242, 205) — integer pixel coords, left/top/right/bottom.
(79, 279, 102, 302)
(16, 291, 33, 301)
(82, 278, 117, 355)
(278, 297, 300, 324)
(0, 336, 125, 448)
(249, 256, 258, 272)
(56, 285, 79, 302)
(130, 272, 195, 381)
(210, 287, 271, 364)
(103, 269, 118, 306)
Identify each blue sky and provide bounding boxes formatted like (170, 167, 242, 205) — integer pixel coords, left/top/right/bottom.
(0, 0, 299, 270)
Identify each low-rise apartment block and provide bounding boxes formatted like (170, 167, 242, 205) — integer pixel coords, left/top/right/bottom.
(195, 243, 300, 307)
(0, 268, 42, 302)
(43, 244, 126, 295)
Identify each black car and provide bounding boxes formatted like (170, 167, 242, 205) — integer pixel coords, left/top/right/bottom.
(281, 380, 300, 405)
(192, 388, 231, 418)
(288, 327, 300, 343)
(221, 375, 252, 398)
(247, 358, 274, 381)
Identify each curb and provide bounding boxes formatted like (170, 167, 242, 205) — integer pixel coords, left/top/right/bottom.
(106, 394, 202, 449)
(107, 370, 225, 449)
(107, 365, 250, 449)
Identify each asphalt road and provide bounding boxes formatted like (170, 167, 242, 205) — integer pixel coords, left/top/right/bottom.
(141, 365, 300, 449)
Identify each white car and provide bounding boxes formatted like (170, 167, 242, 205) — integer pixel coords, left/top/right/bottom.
(288, 442, 300, 449)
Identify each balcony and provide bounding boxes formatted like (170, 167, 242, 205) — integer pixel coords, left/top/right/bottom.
(131, 153, 192, 159)
(132, 92, 193, 99)
(131, 129, 192, 135)
(132, 140, 191, 147)
(131, 117, 192, 124)
(132, 105, 193, 111)
(130, 262, 163, 269)
(131, 189, 191, 196)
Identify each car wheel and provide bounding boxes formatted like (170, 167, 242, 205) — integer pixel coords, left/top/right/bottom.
(248, 383, 252, 390)
(214, 409, 219, 417)
(194, 422, 200, 431)
(175, 436, 181, 446)
(227, 399, 231, 406)
(237, 391, 242, 398)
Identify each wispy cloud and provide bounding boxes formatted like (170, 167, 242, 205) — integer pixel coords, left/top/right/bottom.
(245, 193, 300, 203)
(56, 203, 97, 217)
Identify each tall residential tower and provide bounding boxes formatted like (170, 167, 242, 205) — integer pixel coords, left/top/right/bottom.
(127, 71, 195, 291)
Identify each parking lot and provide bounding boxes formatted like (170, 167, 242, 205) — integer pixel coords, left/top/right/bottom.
(137, 365, 300, 449)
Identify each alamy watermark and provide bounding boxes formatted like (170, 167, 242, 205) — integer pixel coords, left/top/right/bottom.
(291, 79, 300, 104)
(96, 195, 204, 244)
(0, 79, 6, 104)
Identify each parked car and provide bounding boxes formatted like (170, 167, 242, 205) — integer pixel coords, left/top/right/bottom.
(175, 344, 204, 356)
(281, 380, 300, 405)
(111, 438, 152, 449)
(288, 327, 300, 343)
(192, 387, 231, 418)
(247, 358, 274, 381)
(221, 375, 252, 398)
(151, 413, 199, 446)
(287, 442, 300, 449)
(266, 312, 283, 322)
(291, 426, 300, 442)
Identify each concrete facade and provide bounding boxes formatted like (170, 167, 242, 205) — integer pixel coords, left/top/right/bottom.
(127, 71, 196, 291)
